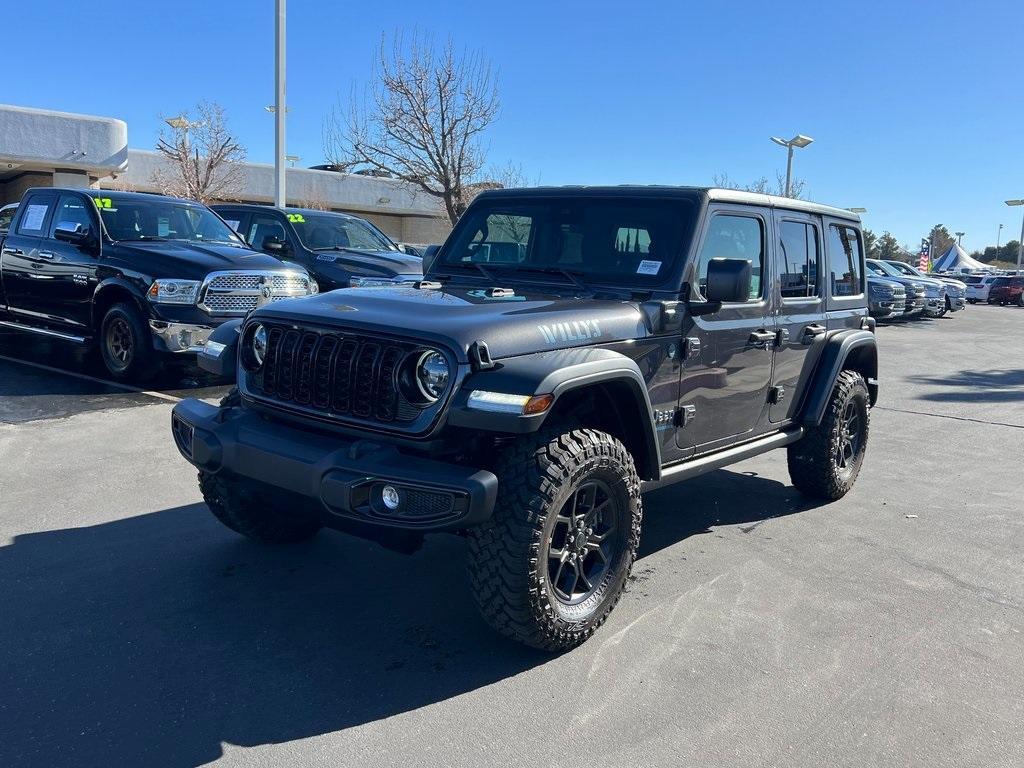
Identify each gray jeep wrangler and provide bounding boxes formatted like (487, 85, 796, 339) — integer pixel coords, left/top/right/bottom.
(171, 186, 878, 651)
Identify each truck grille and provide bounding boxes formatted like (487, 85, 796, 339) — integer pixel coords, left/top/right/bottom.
(245, 323, 432, 428)
(199, 271, 314, 316)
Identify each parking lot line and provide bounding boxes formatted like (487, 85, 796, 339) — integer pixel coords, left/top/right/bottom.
(0, 353, 182, 404)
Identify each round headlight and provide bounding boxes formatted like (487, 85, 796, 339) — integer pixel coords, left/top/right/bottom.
(415, 350, 450, 401)
(252, 324, 267, 367)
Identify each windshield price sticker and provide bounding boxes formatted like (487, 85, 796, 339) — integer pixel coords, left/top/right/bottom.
(287, 213, 305, 223)
(636, 259, 662, 275)
(92, 197, 114, 209)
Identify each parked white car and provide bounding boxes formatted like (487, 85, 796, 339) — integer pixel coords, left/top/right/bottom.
(964, 275, 998, 303)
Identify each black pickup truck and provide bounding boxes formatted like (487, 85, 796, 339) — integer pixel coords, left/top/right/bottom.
(211, 204, 422, 292)
(0, 188, 317, 379)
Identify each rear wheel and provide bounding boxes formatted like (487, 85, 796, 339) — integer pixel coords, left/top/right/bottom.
(467, 428, 641, 651)
(99, 303, 155, 381)
(788, 370, 870, 500)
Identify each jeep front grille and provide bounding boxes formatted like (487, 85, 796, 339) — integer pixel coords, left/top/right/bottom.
(244, 322, 438, 430)
(199, 271, 314, 316)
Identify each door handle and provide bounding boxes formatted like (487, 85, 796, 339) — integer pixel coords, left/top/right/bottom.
(802, 323, 827, 343)
(2, 247, 24, 256)
(37, 251, 55, 260)
(748, 329, 776, 348)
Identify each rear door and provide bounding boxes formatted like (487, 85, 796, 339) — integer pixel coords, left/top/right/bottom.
(1, 191, 58, 323)
(823, 219, 866, 331)
(677, 204, 775, 454)
(770, 210, 828, 422)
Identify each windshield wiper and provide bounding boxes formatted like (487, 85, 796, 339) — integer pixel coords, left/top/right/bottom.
(130, 235, 169, 242)
(499, 265, 590, 292)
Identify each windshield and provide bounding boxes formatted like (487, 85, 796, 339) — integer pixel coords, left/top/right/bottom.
(437, 197, 697, 287)
(888, 261, 920, 276)
(868, 260, 903, 278)
(288, 212, 396, 252)
(93, 195, 245, 246)
(0, 206, 15, 231)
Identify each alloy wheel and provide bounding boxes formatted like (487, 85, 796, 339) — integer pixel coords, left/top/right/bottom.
(835, 402, 862, 475)
(105, 317, 134, 371)
(546, 480, 620, 605)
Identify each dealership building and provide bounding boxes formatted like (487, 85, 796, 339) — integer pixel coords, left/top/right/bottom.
(0, 104, 451, 243)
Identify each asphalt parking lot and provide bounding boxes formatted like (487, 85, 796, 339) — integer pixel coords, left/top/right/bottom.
(1, 306, 1022, 768)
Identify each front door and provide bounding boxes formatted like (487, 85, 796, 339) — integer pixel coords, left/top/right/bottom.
(770, 211, 828, 422)
(677, 205, 776, 454)
(32, 193, 102, 330)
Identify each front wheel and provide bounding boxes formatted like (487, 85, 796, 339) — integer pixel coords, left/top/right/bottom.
(467, 428, 641, 651)
(787, 370, 870, 500)
(199, 471, 322, 542)
(99, 303, 156, 380)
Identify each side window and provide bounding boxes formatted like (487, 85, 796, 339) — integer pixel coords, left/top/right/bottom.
(828, 224, 864, 297)
(50, 194, 96, 236)
(696, 214, 765, 300)
(779, 220, 820, 299)
(248, 216, 288, 250)
(16, 194, 55, 235)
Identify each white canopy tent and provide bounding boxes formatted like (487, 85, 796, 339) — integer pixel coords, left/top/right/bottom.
(931, 242, 990, 273)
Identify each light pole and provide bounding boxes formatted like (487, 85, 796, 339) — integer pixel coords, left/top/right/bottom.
(996, 223, 1003, 260)
(955, 231, 965, 246)
(274, 0, 287, 207)
(286, 155, 300, 168)
(1006, 200, 1024, 273)
(770, 134, 814, 197)
(165, 115, 201, 150)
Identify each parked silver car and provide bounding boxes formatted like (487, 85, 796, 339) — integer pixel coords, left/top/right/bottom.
(884, 260, 966, 315)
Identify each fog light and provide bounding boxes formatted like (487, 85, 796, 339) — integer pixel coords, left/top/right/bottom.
(381, 485, 401, 510)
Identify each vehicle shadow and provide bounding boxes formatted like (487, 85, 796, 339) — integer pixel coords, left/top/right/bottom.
(906, 368, 1024, 403)
(0, 469, 817, 767)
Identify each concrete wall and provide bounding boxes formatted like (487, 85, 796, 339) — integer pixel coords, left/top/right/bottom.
(0, 104, 127, 176)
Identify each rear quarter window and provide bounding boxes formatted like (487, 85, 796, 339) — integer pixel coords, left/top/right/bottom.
(828, 224, 864, 297)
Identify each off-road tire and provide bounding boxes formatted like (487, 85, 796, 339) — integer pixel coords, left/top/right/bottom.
(99, 302, 156, 381)
(787, 370, 870, 500)
(198, 471, 322, 542)
(467, 428, 642, 651)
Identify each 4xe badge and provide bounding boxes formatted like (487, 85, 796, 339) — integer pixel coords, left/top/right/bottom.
(537, 319, 602, 345)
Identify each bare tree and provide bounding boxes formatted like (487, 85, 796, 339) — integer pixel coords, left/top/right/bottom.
(153, 102, 247, 203)
(324, 32, 500, 225)
(712, 171, 807, 199)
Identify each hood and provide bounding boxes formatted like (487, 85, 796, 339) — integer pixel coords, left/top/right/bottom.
(868, 275, 904, 289)
(112, 241, 294, 279)
(311, 248, 423, 278)
(252, 283, 648, 361)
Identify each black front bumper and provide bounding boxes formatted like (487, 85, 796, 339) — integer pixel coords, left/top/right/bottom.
(171, 399, 498, 531)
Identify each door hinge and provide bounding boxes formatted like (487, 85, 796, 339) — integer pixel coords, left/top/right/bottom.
(768, 385, 786, 404)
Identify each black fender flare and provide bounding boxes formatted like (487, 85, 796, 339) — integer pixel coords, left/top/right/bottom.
(92, 278, 148, 328)
(446, 347, 662, 479)
(197, 318, 243, 379)
(800, 330, 878, 426)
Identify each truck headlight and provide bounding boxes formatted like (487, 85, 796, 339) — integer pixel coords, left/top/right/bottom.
(415, 350, 450, 401)
(147, 279, 201, 304)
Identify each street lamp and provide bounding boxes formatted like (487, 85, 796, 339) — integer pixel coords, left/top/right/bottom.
(955, 231, 965, 246)
(165, 115, 202, 150)
(770, 134, 814, 197)
(1006, 200, 1024, 273)
(285, 154, 300, 167)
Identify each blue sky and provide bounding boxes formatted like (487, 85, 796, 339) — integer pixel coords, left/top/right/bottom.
(6, 0, 1023, 252)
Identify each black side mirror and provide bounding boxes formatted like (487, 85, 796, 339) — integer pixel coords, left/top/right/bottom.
(705, 258, 752, 303)
(262, 235, 288, 253)
(54, 222, 91, 245)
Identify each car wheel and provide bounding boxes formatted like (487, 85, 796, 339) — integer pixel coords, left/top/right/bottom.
(467, 427, 641, 651)
(198, 471, 322, 542)
(99, 303, 156, 381)
(788, 370, 870, 500)
(1018, 294, 1024, 307)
